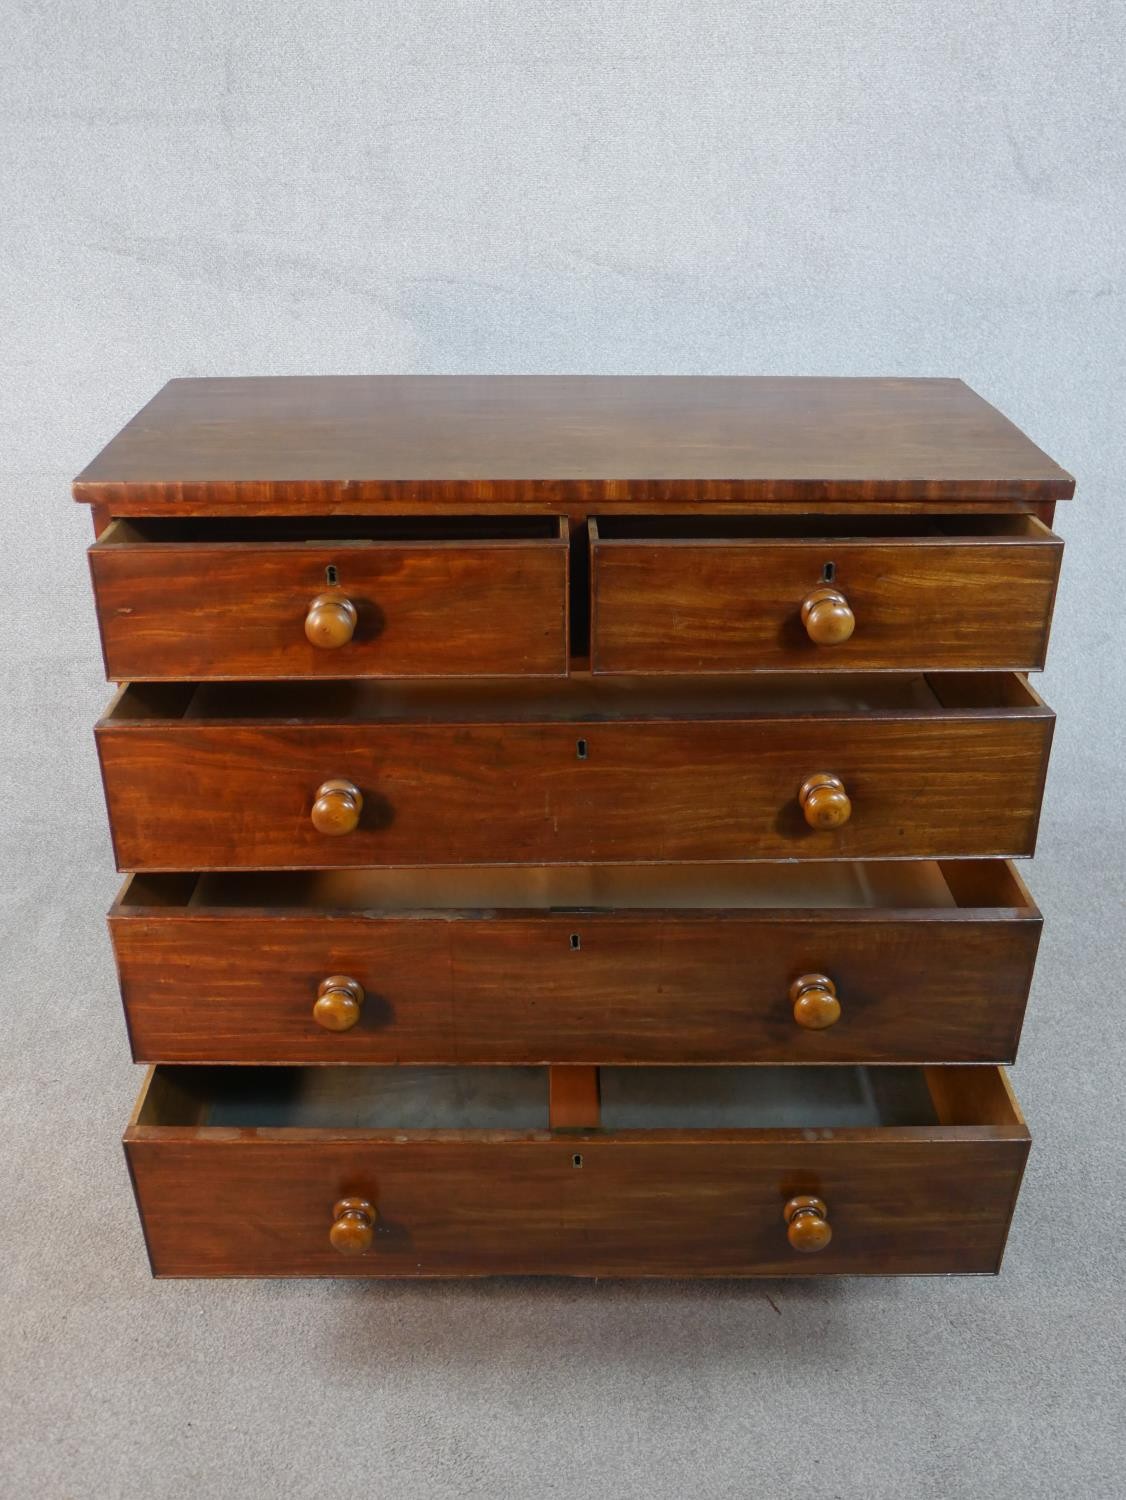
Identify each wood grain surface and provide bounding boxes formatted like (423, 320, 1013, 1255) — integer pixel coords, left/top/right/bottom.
(90, 520, 569, 680)
(76, 373, 1070, 1284)
(110, 862, 1040, 1065)
(96, 683, 1054, 869)
(591, 517, 1062, 673)
(73, 376, 1075, 512)
(125, 1127, 1029, 1278)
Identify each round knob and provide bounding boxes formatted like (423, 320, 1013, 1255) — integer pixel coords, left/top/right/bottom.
(789, 973, 841, 1030)
(799, 772, 851, 829)
(330, 1197, 377, 1255)
(801, 585, 855, 645)
(313, 975, 365, 1032)
(783, 1195, 832, 1253)
(305, 591, 357, 649)
(311, 778, 363, 835)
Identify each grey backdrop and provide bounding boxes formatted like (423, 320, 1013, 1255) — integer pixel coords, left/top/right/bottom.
(2, 3, 1124, 1497)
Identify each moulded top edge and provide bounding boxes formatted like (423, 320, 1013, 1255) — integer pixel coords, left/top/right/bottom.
(72, 376, 1075, 504)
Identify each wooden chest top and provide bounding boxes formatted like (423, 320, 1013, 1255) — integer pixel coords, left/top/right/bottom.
(73, 375, 1074, 513)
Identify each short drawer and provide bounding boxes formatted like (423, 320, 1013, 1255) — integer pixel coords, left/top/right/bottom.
(590, 515, 1062, 673)
(96, 672, 1054, 869)
(89, 516, 569, 679)
(125, 1064, 1030, 1277)
(112, 861, 1040, 1065)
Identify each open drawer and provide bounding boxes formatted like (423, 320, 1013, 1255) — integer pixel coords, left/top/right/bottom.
(111, 860, 1041, 1066)
(125, 1063, 1030, 1277)
(590, 514, 1062, 673)
(96, 672, 1054, 868)
(89, 516, 570, 680)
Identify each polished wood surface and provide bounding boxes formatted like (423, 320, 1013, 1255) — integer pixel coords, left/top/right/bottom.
(109, 862, 1041, 1065)
(799, 772, 852, 830)
(95, 674, 1053, 869)
(304, 591, 357, 649)
(89, 519, 569, 680)
(312, 976, 365, 1033)
(309, 778, 363, 837)
(127, 1137, 1029, 1277)
(124, 1062, 1029, 1277)
(783, 1195, 833, 1252)
(549, 1067, 601, 1129)
(73, 376, 1074, 512)
(77, 376, 1069, 1280)
(801, 587, 856, 646)
(590, 516, 1062, 673)
(329, 1196, 377, 1255)
(789, 975, 842, 1031)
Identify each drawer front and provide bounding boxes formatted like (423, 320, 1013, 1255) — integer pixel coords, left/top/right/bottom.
(590, 520, 1062, 673)
(113, 906, 1040, 1065)
(98, 714, 1053, 869)
(90, 523, 569, 680)
(126, 1134, 1028, 1277)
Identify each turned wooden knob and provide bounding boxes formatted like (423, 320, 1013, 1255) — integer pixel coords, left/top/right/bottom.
(313, 975, 365, 1032)
(799, 772, 851, 829)
(790, 973, 841, 1030)
(311, 778, 363, 835)
(784, 1195, 832, 1253)
(305, 591, 357, 649)
(801, 585, 855, 645)
(330, 1197, 377, 1255)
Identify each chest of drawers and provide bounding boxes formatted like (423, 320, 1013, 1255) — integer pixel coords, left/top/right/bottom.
(76, 375, 1072, 1278)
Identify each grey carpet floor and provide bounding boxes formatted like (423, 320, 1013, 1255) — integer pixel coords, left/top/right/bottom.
(1, 482, 1123, 1500)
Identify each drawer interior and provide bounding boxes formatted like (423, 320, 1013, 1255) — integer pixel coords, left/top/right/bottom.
(135, 1064, 1026, 1133)
(591, 514, 1057, 542)
(116, 859, 1036, 916)
(95, 516, 565, 545)
(101, 670, 1047, 725)
(598, 1067, 936, 1128)
(140, 1065, 944, 1131)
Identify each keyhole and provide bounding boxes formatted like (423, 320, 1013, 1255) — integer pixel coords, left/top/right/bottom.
(325, 564, 339, 585)
(576, 739, 588, 760)
(821, 561, 836, 583)
(572, 1154, 584, 1168)
(570, 933, 582, 951)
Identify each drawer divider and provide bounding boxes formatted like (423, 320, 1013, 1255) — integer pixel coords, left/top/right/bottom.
(549, 1066, 601, 1129)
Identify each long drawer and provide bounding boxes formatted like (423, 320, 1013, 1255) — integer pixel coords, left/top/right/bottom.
(125, 1063, 1030, 1278)
(89, 516, 570, 680)
(111, 861, 1040, 1065)
(96, 673, 1054, 869)
(590, 515, 1062, 673)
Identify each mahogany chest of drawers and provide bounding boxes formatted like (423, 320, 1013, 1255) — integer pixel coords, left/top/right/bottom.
(76, 375, 1072, 1278)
